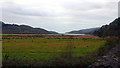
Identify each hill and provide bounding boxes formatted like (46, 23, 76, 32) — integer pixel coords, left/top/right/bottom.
(0, 21, 58, 34)
(66, 28, 100, 35)
(93, 17, 120, 37)
(49, 31, 58, 34)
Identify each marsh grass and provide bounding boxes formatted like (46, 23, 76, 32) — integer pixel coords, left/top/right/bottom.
(2, 38, 106, 67)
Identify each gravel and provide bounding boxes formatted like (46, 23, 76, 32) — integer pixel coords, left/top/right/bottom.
(88, 43, 120, 68)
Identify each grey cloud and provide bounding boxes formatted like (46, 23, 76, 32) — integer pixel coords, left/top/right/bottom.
(118, 1, 120, 17)
(61, 2, 103, 11)
(3, 2, 47, 17)
(1, 0, 118, 33)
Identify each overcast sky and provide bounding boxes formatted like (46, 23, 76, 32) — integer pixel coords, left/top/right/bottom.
(0, 0, 119, 33)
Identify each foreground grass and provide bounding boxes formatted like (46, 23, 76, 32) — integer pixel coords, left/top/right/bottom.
(3, 38, 106, 60)
(2, 38, 107, 67)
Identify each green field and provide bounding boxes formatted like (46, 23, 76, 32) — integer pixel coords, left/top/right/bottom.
(2, 37, 106, 67)
(3, 38, 106, 59)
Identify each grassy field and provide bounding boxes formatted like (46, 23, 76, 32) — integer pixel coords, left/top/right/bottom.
(2, 35, 106, 67)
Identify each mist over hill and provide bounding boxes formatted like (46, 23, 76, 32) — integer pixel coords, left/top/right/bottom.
(1, 17, 119, 35)
(66, 28, 100, 35)
(66, 17, 120, 36)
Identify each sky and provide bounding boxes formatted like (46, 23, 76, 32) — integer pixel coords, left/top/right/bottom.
(0, 0, 119, 33)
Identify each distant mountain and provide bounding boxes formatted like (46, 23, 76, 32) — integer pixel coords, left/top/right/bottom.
(0, 21, 58, 34)
(66, 28, 100, 34)
(93, 17, 120, 37)
(49, 31, 58, 34)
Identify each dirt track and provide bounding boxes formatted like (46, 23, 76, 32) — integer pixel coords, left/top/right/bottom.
(88, 42, 120, 68)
